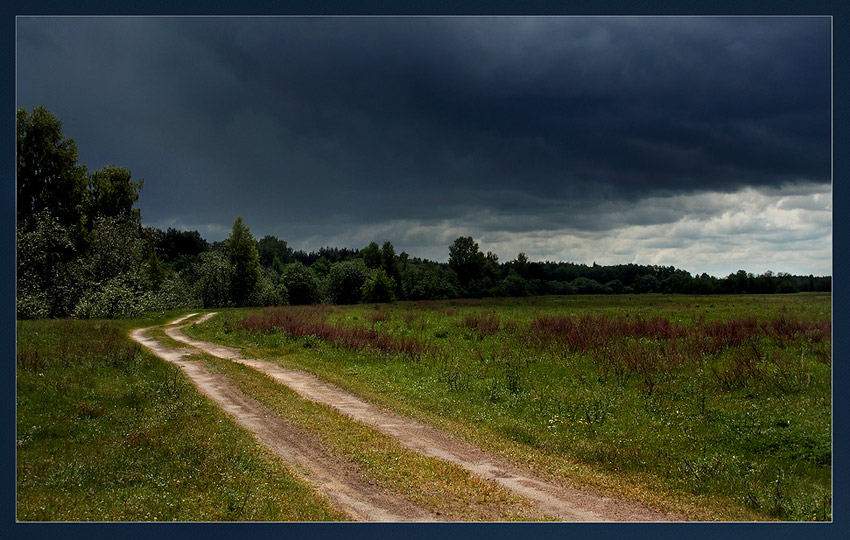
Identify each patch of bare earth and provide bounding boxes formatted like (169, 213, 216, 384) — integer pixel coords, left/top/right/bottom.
(131, 318, 438, 522)
(167, 313, 687, 522)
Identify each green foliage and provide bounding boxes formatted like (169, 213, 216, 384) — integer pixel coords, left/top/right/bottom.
(402, 261, 460, 301)
(362, 268, 396, 303)
(362, 241, 383, 270)
(511, 253, 529, 278)
(248, 273, 289, 307)
(310, 257, 332, 278)
(632, 274, 660, 293)
(604, 279, 625, 294)
(68, 216, 197, 318)
(156, 227, 209, 271)
(571, 277, 608, 294)
(448, 236, 485, 290)
(282, 262, 322, 305)
(661, 272, 692, 294)
(195, 251, 233, 308)
(381, 241, 404, 299)
(226, 217, 262, 307)
(85, 165, 143, 223)
(16, 106, 88, 245)
(325, 259, 370, 304)
(73, 274, 144, 318)
(64, 216, 165, 318)
(85, 215, 148, 283)
(257, 235, 294, 268)
(16, 210, 79, 318)
(144, 250, 168, 292)
(503, 269, 530, 297)
(447, 238, 502, 297)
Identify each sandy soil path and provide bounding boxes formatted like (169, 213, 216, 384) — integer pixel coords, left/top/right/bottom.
(167, 312, 686, 522)
(130, 317, 439, 522)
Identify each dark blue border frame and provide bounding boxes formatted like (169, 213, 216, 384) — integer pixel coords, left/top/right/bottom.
(4, 2, 846, 540)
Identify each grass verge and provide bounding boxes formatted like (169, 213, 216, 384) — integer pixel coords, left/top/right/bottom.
(16, 313, 347, 521)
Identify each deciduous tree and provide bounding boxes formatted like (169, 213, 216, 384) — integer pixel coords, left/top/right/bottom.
(16, 106, 87, 242)
(362, 268, 396, 303)
(381, 241, 403, 299)
(362, 241, 383, 270)
(226, 216, 261, 306)
(85, 165, 143, 224)
(448, 236, 485, 290)
(282, 262, 322, 305)
(326, 259, 369, 304)
(257, 235, 294, 268)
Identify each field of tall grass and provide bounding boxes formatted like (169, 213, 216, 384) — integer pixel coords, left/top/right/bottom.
(16, 314, 346, 521)
(187, 294, 832, 521)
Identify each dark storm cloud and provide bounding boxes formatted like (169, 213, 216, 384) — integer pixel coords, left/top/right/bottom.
(16, 16, 831, 272)
(176, 17, 830, 209)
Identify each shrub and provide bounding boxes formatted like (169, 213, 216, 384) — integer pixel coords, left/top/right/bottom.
(73, 274, 142, 319)
(248, 274, 289, 307)
(193, 251, 233, 308)
(362, 268, 396, 303)
(503, 269, 530, 297)
(571, 277, 606, 294)
(282, 262, 322, 305)
(325, 260, 369, 305)
(402, 263, 460, 301)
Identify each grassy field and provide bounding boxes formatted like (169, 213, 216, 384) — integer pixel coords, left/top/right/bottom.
(198, 353, 545, 521)
(184, 294, 832, 521)
(16, 312, 347, 521)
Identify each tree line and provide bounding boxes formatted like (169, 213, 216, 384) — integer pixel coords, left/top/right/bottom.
(16, 106, 831, 319)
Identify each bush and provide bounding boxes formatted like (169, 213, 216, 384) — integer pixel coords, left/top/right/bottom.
(571, 277, 606, 295)
(282, 262, 322, 305)
(325, 260, 370, 305)
(248, 274, 289, 307)
(73, 274, 144, 318)
(546, 280, 576, 295)
(402, 263, 460, 301)
(194, 251, 233, 308)
(503, 269, 530, 297)
(16, 210, 81, 318)
(362, 268, 396, 303)
(634, 274, 661, 294)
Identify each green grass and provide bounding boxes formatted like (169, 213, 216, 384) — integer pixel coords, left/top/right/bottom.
(185, 294, 832, 521)
(16, 312, 347, 521)
(199, 353, 546, 521)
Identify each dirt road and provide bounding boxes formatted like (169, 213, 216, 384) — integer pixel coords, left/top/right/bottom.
(133, 313, 685, 522)
(131, 318, 439, 522)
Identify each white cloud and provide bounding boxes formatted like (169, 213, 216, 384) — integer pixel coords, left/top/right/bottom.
(325, 183, 831, 277)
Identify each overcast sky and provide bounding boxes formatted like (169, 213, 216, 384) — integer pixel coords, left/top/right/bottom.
(16, 16, 832, 277)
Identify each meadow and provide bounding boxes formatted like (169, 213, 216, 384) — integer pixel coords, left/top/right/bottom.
(185, 293, 832, 521)
(16, 313, 346, 521)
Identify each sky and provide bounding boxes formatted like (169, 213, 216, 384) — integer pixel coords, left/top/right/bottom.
(15, 16, 832, 277)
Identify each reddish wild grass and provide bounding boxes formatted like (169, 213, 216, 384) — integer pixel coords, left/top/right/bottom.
(527, 313, 830, 393)
(368, 308, 390, 324)
(528, 314, 830, 353)
(239, 307, 428, 359)
(461, 313, 501, 336)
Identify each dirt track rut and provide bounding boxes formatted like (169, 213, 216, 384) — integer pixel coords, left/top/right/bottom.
(131, 317, 438, 522)
(162, 312, 685, 522)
